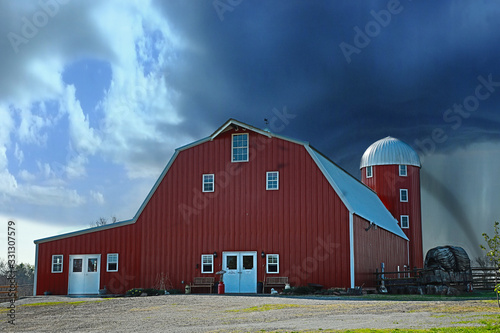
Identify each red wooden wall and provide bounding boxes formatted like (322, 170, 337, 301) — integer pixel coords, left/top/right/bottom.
(361, 165, 423, 269)
(353, 214, 409, 287)
(36, 223, 141, 295)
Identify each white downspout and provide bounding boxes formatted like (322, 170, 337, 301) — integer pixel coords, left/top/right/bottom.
(33, 243, 39, 296)
(407, 240, 410, 268)
(349, 212, 354, 288)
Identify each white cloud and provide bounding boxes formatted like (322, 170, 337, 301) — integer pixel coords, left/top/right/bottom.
(0, 0, 193, 216)
(91, 1, 191, 178)
(16, 185, 86, 207)
(62, 85, 101, 155)
(18, 169, 35, 182)
(14, 143, 24, 165)
(17, 103, 52, 145)
(90, 190, 105, 205)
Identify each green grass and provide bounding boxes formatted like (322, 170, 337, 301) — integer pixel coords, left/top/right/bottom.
(259, 327, 500, 332)
(353, 291, 497, 302)
(18, 299, 109, 307)
(227, 303, 302, 313)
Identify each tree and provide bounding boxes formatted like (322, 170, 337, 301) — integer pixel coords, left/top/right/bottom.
(89, 216, 118, 228)
(481, 221, 500, 307)
(0, 259, 35, 296)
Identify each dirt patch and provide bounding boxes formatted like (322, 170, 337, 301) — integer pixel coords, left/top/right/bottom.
(1, 295, 499, 332)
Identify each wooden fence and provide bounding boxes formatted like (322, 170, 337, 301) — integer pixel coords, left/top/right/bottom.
(471, 267, 499, 290)
(0, 284, 17, 301)
(374, 267, 499, 291)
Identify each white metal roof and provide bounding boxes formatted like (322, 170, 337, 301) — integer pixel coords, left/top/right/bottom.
(360, 136, 421, 169)
(308, 148, 409, 240)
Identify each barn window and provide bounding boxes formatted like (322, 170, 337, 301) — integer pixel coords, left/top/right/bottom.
(266, 171, 279, 190)
(51, 255, 63, 273)
(202, 174, 214, 193)
(107, 253, 119, 272)
(400, 189, 408, 202)
(401, 215, 409, 229)
(266, 254, 279, 274)
(232, 133, 249, 162)
(399, 165, 407, 176)
(201, 254, 214, 273)
(366, 166, 372, 178)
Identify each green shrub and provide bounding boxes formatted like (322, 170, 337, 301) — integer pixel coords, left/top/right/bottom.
(282, 286, 316, 295)
(126, 288, 143, 297)
(167, 289, 182, 294)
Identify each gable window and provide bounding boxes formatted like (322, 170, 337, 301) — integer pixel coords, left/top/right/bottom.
(400, 189, 408, 202)
(107, 253, 119, 272)
(203, 174, 214, 193)
(399, 165, 407, 176)
(201, 254, 214, 273)
(266, 171, 279, 190)
(266, 254, 279, 273)
(232, 133, 249, 162)
(366, 166, 373, 178)
(401, 215, 409, 229)
(52, 255, 63, 273)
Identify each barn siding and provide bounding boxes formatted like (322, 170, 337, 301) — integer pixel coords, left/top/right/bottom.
(353, 214, 409, 287)
(36, 223, 141, 295)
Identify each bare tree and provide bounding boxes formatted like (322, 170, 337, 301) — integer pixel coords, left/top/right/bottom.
(89, 216, 118, 228)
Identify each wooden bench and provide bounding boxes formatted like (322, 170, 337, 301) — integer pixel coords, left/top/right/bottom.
(263, 277, 288, 293)
(190, 277, 215, 293)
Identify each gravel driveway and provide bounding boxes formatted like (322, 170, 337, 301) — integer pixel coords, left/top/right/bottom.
(1, 295, 499, 332)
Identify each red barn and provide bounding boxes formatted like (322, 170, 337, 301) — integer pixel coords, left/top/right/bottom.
(34, 119, 410, 295)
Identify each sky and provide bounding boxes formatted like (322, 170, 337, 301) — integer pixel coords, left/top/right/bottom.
(0, 0, 499, 266)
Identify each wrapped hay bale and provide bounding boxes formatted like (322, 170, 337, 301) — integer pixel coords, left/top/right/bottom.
(422, 245, 473, 290)
(424, 246, 456, 271)
(449, 246, 471, 272)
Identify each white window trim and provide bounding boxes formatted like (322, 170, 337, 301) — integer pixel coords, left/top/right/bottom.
(366, 166, 373, 178)
(201, 254, 214, 274)
(266, 254, 279, 274)
(107, 253, 119, 272)
(202, 174, 215, 193)
(400, 189, 408, 202)
(231, 133, 249, 162)
(399, 165, 407, 177)
(51, 254, 63, 273)
(266, 171, 279, 190)
(401, 215, 409, 229)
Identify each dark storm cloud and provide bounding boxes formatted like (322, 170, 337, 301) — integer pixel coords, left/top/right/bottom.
(157, 0, 500, 176)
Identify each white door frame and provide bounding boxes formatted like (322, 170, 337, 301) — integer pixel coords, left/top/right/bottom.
(68, 254, 101, 295)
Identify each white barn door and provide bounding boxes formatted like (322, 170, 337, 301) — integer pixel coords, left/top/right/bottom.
(68, 254, 100, 294)
(223, 252, 257, 293)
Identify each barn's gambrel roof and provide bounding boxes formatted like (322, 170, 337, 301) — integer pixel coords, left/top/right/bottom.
(35, 119, 407, 244)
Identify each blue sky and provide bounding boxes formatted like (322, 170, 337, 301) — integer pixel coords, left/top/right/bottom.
(1, 0, 500, 265)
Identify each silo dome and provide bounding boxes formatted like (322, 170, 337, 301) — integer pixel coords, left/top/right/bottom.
(360, 136, 421, 169)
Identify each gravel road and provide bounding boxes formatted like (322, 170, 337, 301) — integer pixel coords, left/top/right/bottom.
(1, 295, 498, 332)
